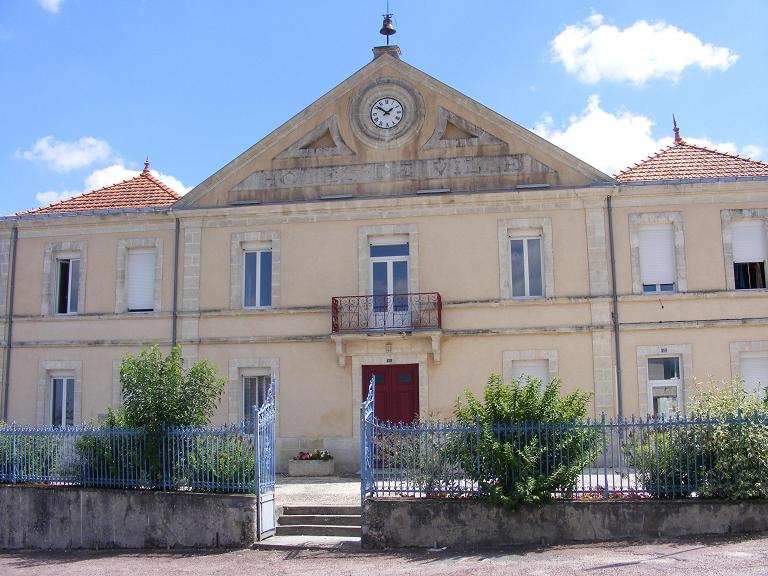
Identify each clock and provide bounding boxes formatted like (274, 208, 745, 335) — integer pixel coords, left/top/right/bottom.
(350, 77, 424, 149)
(370, 97, 404, 129)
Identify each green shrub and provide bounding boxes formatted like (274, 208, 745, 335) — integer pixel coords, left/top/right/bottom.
(0, 421, 63, 482)
(632, 379, 768, 499)
(169, 431, 255, 492)
(455, 373, 594, 506)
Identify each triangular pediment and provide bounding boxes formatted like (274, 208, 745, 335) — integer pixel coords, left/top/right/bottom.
(177, 50, 613, 209)
(275, 115, 354, 159)
(422, 107, 504, 149)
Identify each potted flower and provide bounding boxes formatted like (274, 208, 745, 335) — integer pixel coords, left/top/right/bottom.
(288, 449, 335, 477)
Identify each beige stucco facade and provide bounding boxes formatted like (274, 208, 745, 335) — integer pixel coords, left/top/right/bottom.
(2, 48, 767, 472)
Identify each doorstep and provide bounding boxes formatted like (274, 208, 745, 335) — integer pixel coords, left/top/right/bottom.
(251, 535, 361, 551)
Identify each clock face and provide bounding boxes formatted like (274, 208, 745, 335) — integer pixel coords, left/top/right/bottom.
(370, 97, 403, 129)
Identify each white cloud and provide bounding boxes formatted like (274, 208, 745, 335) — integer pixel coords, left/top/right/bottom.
(38, 0, 63, 13)
(35, 190, 78, 206)
(551, 13, 738, 85)
(17, 136, 112, 172)
(533, 95, 764, 176)
(34, 162, 190, 207)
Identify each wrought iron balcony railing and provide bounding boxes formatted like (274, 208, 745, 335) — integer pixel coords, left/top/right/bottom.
(332, 293, 442, 333)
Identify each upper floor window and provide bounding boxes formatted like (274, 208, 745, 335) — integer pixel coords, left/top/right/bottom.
(56, 257, 80, 314)
(50, 375, 75, 426)
(243, 249, 272, 308)
(126, 249, 156, 312)
(639, 227, 676, 293)
(732, 221, 766, 290)
(510, 236, 543, 297)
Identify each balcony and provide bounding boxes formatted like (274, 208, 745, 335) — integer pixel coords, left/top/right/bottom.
(331, 293, 442, 333)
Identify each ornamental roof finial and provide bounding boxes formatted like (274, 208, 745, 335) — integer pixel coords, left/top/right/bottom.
(143, 157, 150, 174)
(673, 115, 682, 145)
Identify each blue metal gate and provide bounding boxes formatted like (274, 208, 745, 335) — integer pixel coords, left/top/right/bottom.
(360, 376, 375, 505)
(254, 378, 276, 540)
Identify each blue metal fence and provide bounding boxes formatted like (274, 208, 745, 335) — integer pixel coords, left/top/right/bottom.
(0, 381, 277, 494)
(360, 380, 768, 501)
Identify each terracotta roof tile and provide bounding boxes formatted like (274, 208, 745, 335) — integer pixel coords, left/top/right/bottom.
(615, 141, 768, 183)
(18, 172, 181, 216)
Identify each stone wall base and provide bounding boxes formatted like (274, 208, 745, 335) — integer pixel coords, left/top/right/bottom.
(363, 497, 768, 549)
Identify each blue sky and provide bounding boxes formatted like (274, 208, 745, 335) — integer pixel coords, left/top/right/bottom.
(1, 1, 766, 215)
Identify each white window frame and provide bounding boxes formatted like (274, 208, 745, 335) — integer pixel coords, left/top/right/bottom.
(49, 373, 76, 427)
(509, 235, 544, 298)
(646, 356, 681, 418)
(636, 344, 692, 416)
(36, 360, 82, 425)
(629, 213, 687, 295)
(228, 357, 279, 423)
(115, 238, 163, 313)
(241, 370, 272, 421)
(358, 225, 419, 295)
(230, 231, 280, 310)
(498, 218, 553, 299)
(242, 247, 273, 308)
(41, 241, 87, 316)
(55, 255, 81, 314)
(721, 211, 768, 291)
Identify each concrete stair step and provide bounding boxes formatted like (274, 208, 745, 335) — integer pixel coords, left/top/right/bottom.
(278, 514, 361, 527)
(275, 524, 361, 537)
(282, 505, 360, 516)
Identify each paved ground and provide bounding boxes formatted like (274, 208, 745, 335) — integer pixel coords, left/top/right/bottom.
(2, 533, 768, 575)
(275, 474, 360, 508)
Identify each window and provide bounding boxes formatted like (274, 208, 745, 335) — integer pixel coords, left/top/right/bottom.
(242, 374, 271, 421)
(639, 227, 676, 293)
(56, 258, 80, 314)
(126, 249, 156, 312)
(50, 375, 75, 426)
(510, 236, 543, 297)
(739, 356, 768, 395)
(732, 221, 766, 290)
(498, 218, 553, 299)
(370, 241, 409, 309)
(243, 249, 272, 308)
(509, 359, 549, 385)
(648, 357, 680, 418)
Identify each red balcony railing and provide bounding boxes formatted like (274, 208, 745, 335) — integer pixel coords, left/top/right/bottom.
(331, 293, 442, 333)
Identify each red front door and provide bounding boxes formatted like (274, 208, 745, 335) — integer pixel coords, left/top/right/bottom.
(362, 364, 419, 423)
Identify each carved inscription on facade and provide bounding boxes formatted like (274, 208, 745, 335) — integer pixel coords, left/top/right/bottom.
(230, 155, 554, 192)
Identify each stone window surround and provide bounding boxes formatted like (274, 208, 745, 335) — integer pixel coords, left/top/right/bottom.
(730, 340, 768, 383)
(502, 349, 559, 384)
(230, 230, 281, 309)
(36, 360, 82, 425)
(115, 238, 164, 313)
(636, 344, 693, 416)
(498, 217, 554, 299)
(628, 212, 687, 295)
(227, 357, 280, 424)
(41, 241, 87, 316)
(351, 353, 428, 438)
(358, 224, 419, 295)
(721, 209, 768, 290)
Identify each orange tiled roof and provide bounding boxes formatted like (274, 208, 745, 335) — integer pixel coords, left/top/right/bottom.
(615, 141, 768, 183)
(18, 171, 181, 216)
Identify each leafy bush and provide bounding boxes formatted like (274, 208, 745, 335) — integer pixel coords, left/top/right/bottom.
(0, 422, 63, 482)
(455, 373, 594, 506)
(632, 379, 768, 499)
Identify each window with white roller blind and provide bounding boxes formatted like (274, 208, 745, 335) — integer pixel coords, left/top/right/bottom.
(639, 227, 676, 293)
(126, 249, 156, 312)
(740, 356, 768, 394)
(510, 359, 549, 385)
(732, 221, 766, 290)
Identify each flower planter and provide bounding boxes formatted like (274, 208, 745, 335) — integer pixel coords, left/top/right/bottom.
(288, 459, 335, 477)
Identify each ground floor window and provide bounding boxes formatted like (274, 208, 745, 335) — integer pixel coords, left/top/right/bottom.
(51, 376, 75, 426)
(243, 373, 271, 421)
(648, 357, 680, 418)
(509, 359, 549, 385)
(739, 356, 768, 395)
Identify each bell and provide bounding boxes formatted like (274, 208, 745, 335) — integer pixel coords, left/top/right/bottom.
(380, 15, 396, 37)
